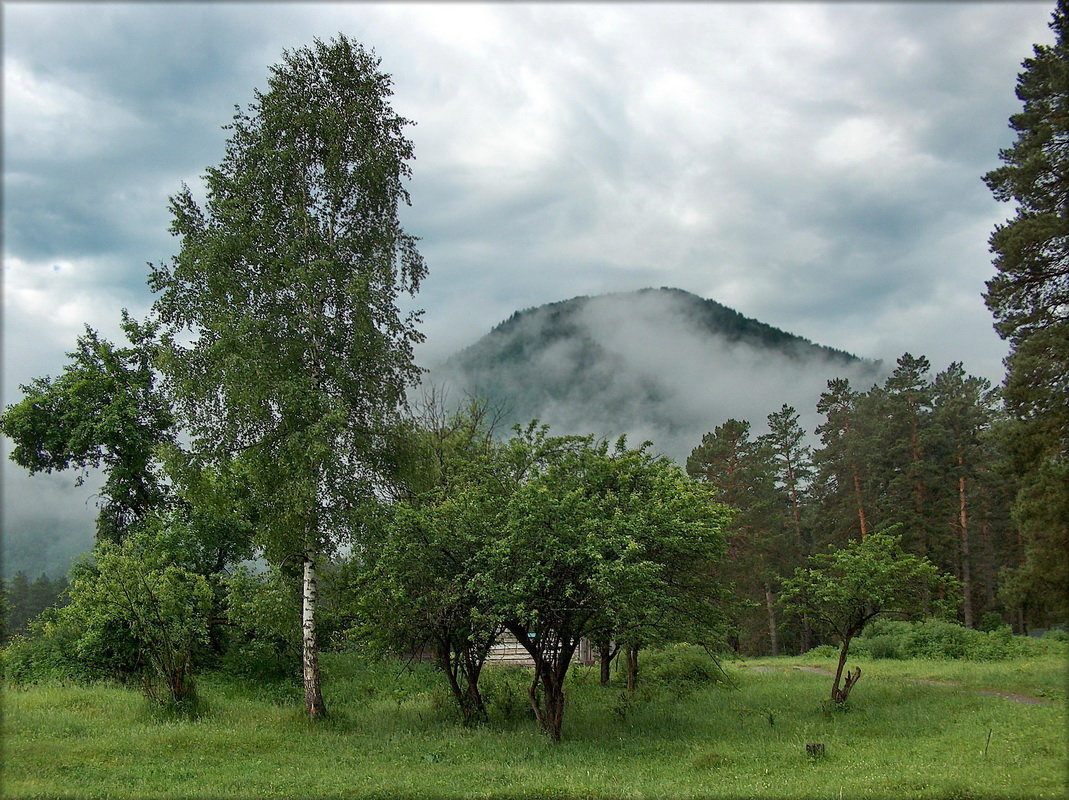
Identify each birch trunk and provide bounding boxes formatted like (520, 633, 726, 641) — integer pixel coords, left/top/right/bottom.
(302, 554, 327, 719)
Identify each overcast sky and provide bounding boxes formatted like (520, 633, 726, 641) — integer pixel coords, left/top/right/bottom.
(1, 1, 1055, 574)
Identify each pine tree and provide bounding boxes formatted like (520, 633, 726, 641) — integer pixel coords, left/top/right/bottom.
(873, 354, 937, 561)
(687, 420, 782, 654)
(814, 379, 874, 542)
(983, 0, 1069, 625)
(758, 404, 815, 650)
(931, 364, 998, 629)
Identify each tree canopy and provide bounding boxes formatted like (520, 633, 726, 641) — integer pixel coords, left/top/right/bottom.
(149, 34, 426, 718)
(0, 314, 173, 543)
(780, 532, 958, 704)
(983, 0, 1069, 625)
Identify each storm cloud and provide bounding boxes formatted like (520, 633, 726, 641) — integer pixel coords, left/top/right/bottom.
(2, 2, 1054, 575)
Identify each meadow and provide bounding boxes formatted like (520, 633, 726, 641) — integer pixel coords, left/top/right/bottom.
(4, 647, 1066, 800)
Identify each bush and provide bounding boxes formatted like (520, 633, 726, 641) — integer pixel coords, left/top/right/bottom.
(1, 602, 140, 686)
(849, 619, 1040, 661)
(642, 644, 725, 688)
(804, 644, 838, 658)
(220, 567, 300, 681)
(859, 633, 905, 660)
(480, 664, 531, 722)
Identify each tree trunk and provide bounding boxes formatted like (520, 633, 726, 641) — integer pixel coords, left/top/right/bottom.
(437, 646, 485, 725)
(625, 644, 640, 693)
(540, 664, 567, 743)
(958, 464, 974, 629)
(764, 583, 779, 657)
(302, 554, 327, 719)
(851, 462, 869, 538)
(597, 637, 618, 687)
(830, 637, 861, 705)
(525, 645, 576, 742)
(800, 611, 812, 653)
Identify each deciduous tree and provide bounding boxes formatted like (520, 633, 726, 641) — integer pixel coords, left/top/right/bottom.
(0, 314, 173, 543)
(780, 532, 958, 705)
(485, 433, 729, 741)
(149, 35, 425, 718)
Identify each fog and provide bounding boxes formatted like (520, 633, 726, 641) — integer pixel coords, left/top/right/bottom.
(2, 288, 888, 578)
(428, 289, 886, 461)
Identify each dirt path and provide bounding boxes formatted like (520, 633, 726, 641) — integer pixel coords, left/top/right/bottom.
(740, 663, 1053, 705)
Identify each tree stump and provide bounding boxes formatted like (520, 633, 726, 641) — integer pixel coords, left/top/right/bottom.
(806, 743, 825, 759)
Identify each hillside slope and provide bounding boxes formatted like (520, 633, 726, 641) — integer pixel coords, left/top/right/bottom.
(431, 287, 883, 459)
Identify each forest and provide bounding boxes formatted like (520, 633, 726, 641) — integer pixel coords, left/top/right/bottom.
(1, 6, 1067, 798)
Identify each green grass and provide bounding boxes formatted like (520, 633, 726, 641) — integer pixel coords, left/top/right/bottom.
(4, 651, 1066, 799)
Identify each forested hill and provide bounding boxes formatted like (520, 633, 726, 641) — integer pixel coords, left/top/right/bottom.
(432, 287, 883, 460)
(477, 288, 859, 365)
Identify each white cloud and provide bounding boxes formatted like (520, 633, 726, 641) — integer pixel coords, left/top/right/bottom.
(3, 57, 147, 163)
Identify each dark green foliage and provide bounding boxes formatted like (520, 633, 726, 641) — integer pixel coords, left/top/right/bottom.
(150, 33, 425, 562)
(478, 665, 534, 723)
(1, 606, 115, 685)
(481, 429, 731, 740)
(983, 0, 1069, 344)
(781, 532, 959, 703)
(640, 644, 727, 688)
(848, 618, 1061, 661)
(686, 418, 785, 655)
(220, 567, 301, 681)
(0, 314, 173, 543)
(350, 400, 505, 725)
(2, 571, 68, 643)
(149, 34, 427, 718)
(1, 558, 142, 686)
(983, 0, 1069, 626)
(64, 527, 214, 706)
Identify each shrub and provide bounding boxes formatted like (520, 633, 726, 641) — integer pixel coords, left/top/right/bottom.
(220, 567, 300, 681)
(480, 665, 531, 722)
(849, 619, 1040, 661)
(804, 644, 838, 658)
(1, 601, 140, 686)
(642, 644, 725, 688)
(862, 633, 906, 660)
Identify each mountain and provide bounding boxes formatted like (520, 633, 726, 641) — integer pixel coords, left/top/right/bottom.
(429, 287, 883, 461)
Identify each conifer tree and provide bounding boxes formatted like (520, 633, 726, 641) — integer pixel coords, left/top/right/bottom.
(687, 420, 781, 654)
(814, 379, 874, 542)
(983, 0, 1069, 624)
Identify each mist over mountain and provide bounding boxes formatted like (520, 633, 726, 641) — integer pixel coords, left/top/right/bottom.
(2, 288, 885, 579)
(429, 288, 885, 461)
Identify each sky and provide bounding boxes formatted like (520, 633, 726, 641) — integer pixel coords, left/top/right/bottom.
(1, 1, 1056, 575)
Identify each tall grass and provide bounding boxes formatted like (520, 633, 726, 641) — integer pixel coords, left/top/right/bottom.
(4, 649, 1065, 799)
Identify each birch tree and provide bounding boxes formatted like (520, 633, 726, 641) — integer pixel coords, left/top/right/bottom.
(150, 36, 425, 719)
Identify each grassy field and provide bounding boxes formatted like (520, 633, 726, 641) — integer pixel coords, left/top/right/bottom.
(4, 650, 1066, 800)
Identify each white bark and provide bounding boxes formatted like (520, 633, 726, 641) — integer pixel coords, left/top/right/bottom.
(302, 553, 326, 718)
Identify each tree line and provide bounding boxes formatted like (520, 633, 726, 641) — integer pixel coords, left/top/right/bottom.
(2, 571, 68, 642)
(686, 354, 1030, 657)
